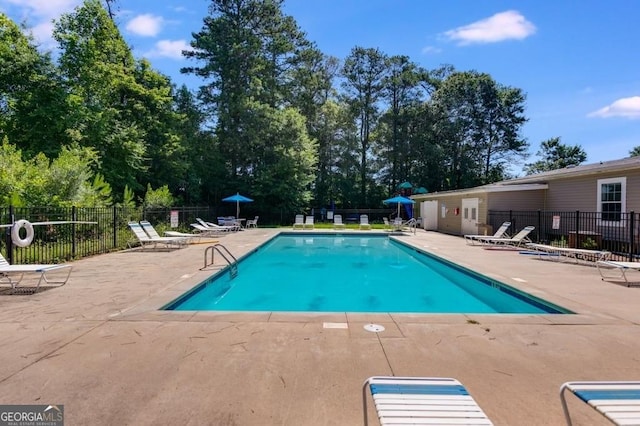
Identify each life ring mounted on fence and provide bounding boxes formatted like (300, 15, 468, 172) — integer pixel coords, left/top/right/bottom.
(11, 220, 34, 247)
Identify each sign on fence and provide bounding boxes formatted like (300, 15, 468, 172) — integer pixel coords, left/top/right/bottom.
(552, 215, 560, 229)
(170, 210, 179, 228)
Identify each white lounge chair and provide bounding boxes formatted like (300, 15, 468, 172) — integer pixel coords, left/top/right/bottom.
(465, 221, 511, 245)
(383, 217, 391, 230)
(0, 253, 72, 293)
(333, 214, 346, 230)
(476, 226, 535, 248)
(526, 243, 611, 264)
(245, 216, 259, 228)
(140, 220, 199, 243)
(560, 381, 640, 426)
(196, 218, 237, 232)
(292, 215, 304, 230)
(128, 222, 188, 250)
(304, 215, 315, 229)
(139, 220, 218, 241)
(359, 215, 372, 230)
(596, 260, 640, 286)
(363, 376, 493, 425)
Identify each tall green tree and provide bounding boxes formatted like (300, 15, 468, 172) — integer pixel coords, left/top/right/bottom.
(432, 71, 528, 188)
(53, 0, 148, 197)
(0, 14, 71, 158)
(375, 55, 430, 192)
(183, 0, 319, 216)
(341, 47, 388, 205)
(524, 137, 587, 174)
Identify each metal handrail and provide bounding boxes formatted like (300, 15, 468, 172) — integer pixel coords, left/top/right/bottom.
(202, 244, 238, 278)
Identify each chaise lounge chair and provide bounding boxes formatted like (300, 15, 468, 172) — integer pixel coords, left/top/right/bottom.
(363, 376, 493, 425)
(333, 214, 346, 230)
(359, 215, 372, 230)
(596, 261, 640, 286)
(128, 222, 188, 250)
(293, 214, 304, 230)
(303, 215, 315, 230)
(464, 221, 511, 245)
(140, 220, 218, 242)
(245, 216, 259, 228)
(0, 253, 72, 293)
(196, 218, 238, 232)
(476, 226, 535, 248)
(560, 381, 640, 426)
(526, 243, 611, 264)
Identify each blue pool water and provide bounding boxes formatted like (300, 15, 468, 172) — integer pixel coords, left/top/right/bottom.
(165, 234, 569, 314)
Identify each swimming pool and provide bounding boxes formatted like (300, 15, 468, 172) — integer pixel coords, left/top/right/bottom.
(164, 234, 570, 314)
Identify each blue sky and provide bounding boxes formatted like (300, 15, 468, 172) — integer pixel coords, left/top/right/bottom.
(2, 0, 639, 175)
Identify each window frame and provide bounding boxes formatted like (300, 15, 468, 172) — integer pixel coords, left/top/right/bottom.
(596, 177, 626, 227)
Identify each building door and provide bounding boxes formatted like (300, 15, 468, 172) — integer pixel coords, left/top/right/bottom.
(461, 198, 479, 235)
(421, 201, 438, 230)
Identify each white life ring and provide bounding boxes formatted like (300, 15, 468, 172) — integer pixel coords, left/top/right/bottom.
(11, 220, 34, 247)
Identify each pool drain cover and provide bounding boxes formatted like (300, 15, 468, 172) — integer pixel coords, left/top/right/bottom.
(364, 324, 385, 333)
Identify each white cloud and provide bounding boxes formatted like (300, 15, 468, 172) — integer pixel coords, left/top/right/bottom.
(2, 0, 81, 47)
(144, 39, 193, 60)
(126, 14, 164, 37)
(3, 0, 80, 19)
(588, 96, 640, 119)
(443, 10, 536, 45)
(421, 46, 442, 55)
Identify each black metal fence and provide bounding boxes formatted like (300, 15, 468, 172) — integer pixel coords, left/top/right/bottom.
(0, 205, 219, 265)
(488, 210, 639, 261)
(5, 206, 637, 264)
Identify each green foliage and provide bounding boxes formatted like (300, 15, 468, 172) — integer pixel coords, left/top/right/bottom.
(53, 0, 152, 198)
(629, 146, 640, 157)
(81, 174, 113, 207)
(432, 71, 529, 189)
(0, 138, 111, 206)
(121, 185, 136, 209)
(143, 184, 174, 208)
(524, 137, 587, 175)
(0, 14, 71, 158)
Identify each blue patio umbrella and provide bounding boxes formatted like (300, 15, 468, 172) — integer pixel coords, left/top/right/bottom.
(222, 193, 254, 218)
(383, 195, 415, 217)
(397, 181, 413, 189)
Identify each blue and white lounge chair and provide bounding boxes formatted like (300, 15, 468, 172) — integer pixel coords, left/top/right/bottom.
(363, 376, 493, 425)
(0, 253, 72, 293)
(560, 381, 640, 426)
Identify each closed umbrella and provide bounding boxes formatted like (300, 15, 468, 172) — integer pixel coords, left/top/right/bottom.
(222, 193, 253, 218)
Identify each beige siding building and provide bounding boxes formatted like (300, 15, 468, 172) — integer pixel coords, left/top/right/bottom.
(412, 157, 640, 239)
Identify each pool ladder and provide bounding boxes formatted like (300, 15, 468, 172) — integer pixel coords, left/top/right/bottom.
(202, 244, 238, 278)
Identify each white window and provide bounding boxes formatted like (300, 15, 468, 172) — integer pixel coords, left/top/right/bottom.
(597, 177, 626, 225)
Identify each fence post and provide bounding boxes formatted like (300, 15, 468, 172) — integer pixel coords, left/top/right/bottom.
(6, 205, 14, 264)
(575, 210, 580, 248)
(537, 210, 542, 243)
(72, 206, 77, 258)
(629, 211, 636, 261)
(509, 210, 513, 230)
(113, 206, 118, 249)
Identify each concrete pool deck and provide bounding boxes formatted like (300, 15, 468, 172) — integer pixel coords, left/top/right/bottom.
(1, 227, 639, 425)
